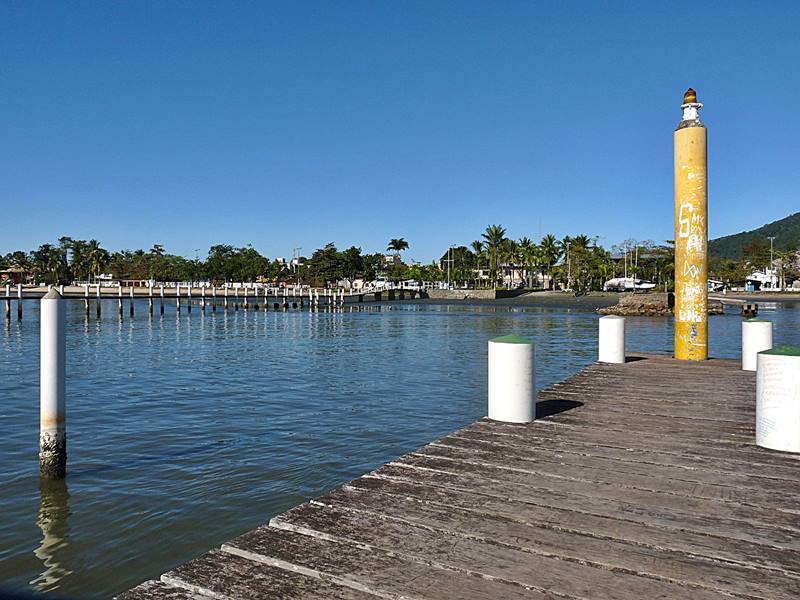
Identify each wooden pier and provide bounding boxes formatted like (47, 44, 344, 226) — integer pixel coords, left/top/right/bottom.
(119, 355, 800, 599)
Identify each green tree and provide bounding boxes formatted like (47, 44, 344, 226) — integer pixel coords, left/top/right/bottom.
(387, 238, 409, 260)
(481, 224, 507, 288)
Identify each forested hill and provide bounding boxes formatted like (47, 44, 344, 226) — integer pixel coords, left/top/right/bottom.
(709, 212, 800, 259)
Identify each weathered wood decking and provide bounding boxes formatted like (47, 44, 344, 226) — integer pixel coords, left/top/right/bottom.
(119, 355, 800, 599)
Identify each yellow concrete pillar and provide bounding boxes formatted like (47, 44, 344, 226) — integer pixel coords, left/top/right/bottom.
(674, 88, 708, 360)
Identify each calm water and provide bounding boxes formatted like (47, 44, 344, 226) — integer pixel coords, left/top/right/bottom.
(1, 299, 799, 598)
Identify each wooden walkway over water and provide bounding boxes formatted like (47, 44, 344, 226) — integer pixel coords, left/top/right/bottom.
(119, 355, 800, 599)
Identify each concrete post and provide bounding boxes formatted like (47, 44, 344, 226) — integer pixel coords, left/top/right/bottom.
(488, 335, 536, 423)
(176, 285, 181, 312)
(118, 285, 123, 317)
(212, 286, 217, 312)
(201, 286, 206, 311)
(18, 284, 23, 320)
(742, 318, 773, 371)
(159, 285, 165, 315)
(598, 316, 626, 363)
(96, 284, 101, 317)
(5, 284, 10, 320)
(129, 287, 134, 317)
(40, 289, 66, 478)
(756, 347, 800, 453)
(674, 88, 708, 360)
(187, 286, 192, 313)
(84, 284, 89, 316)
(148, 283, 153, 315)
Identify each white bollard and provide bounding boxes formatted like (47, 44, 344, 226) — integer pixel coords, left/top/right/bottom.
(742, 318, 773, 371)
(40, 289, 66, 478)
(598, 315, 626, 363)
(488, 335, 536, 423)
(756, 347, 800, 453)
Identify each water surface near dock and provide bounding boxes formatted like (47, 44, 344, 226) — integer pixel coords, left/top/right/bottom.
(1, 301, 799, 598)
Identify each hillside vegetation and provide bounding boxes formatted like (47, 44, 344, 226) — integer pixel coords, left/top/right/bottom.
(709, 212, 800, 259)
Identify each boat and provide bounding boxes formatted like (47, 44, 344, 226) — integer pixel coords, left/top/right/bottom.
(603, 277, 657, 292)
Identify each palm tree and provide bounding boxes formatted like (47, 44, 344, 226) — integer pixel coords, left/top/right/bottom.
(86, 240, 110, 283)
(517, 237, 540, 288)
(481, 225, 506, 288)
(470, 241, 484, 287)
(387, 238, 409, 263)
(540, 234, 561, 290)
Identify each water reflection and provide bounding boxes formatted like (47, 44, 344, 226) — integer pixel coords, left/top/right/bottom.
(31, 479, 72, 593)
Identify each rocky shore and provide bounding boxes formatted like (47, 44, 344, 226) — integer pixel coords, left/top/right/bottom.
(597, 292, 723, 316)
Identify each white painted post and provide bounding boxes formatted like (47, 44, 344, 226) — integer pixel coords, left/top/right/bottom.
(129, 286, 135, 316)
(176, 285, 181, 311)
(40, 289, 66, 478)
(224, 286, 229, 310)
(201, 286, 206, 310)
(84, 283, 89, 315)
(5, 284, 11, 320)
(212, 286, 217, 312)
(742, 318, 773, 371)
(488, 335, 536, 423)
(118, 284, 123, 316)
(756, 347, 800, 453)
(187, 285, 192, 313)
(598, 316, 626, 363)
(17, 283, 22, 319)
(148, 282, 153, 314)
(59, 284, 64, 296)
(96, 284, 101, 317)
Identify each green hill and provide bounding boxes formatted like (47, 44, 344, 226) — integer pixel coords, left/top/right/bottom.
(709, 212, 800, 259)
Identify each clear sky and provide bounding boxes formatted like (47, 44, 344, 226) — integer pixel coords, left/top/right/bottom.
(2, 1, 798, 262)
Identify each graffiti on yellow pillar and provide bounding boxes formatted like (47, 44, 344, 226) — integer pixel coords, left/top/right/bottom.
(674, 88, 708, 361)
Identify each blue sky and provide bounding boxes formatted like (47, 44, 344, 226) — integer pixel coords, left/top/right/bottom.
(2, 1, 798, 262)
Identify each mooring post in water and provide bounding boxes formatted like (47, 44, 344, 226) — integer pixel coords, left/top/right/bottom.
(17, 284, 23, 320)
(96, 284, 101, 317)
(756, 346, 800, 453)
(118, 284, 123, 317)
(598, 315, 626, 363)
(148, 283, 153, 315)
(674, 88, 708, 360)
(40, 289, 66, 478)
(84, 284, 89, 316)
(742, 318, 773, 371)
(212, 286, 217, 312)
(201, 286, 206, 311)
(176, 285, 181, 312)
(129, 286, 134, 317)
(488, 335, 536, 423)
(244, 285, 249, 310)
(5, 284, 10, 320)
(159, 285, 165, 315)
(187, 285, 192, 313)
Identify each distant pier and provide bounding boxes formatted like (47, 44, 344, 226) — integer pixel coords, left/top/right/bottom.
(118, 355, 800, 599)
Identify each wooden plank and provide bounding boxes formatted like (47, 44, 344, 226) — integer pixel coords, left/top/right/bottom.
(160, 549, 377, 599)
(290, 493, 800, 600)
(464, 419, 800, 468)
(418, 440, 800, 510)
(116, 580, 213, 600)
(372, 461, 800, 549)
(272, 501, 743, 600)
(449, 428, 800, 483)
(222, 522, 553, 599)
(342, 476, 799, 574)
